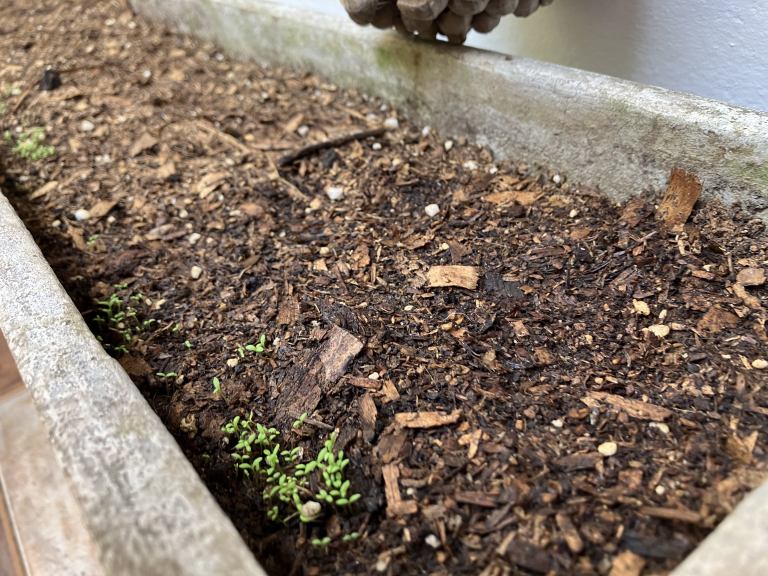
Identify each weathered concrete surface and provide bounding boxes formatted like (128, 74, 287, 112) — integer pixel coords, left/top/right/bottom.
(130, 0, 768, 217)
(0, 192, 265, 575)
(673, 481, 768, 576)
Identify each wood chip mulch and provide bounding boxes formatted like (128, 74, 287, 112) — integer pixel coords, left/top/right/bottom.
(1, 1, 767, 575)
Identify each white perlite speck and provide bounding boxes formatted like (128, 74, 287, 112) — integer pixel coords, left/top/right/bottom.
(649, 422, 670, 434)
(79, 120, 95, 132)
(425, 534, 441, 549)
(73, 209, 91, 222)
(326, 186, 344, 201)
(190, 266, 203, 280)
(188, 233, 202, 245)
(301, 500, 322, 521)
(425, 204, 440, 218)
(598, 441, 618, 457)
(383, 117, 399, 130)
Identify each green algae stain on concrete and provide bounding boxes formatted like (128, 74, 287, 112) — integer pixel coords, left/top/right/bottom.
(746, 160, 768, 188)
(374, 43, 397, 72)
(373, 40, 424, 82)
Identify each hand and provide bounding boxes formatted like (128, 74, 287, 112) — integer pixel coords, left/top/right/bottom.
(340, 0, 554, 44)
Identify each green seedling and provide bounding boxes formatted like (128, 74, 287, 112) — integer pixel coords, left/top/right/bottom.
(156, 372, 178, 380)
(91, 285, 157, 357)
(237, 334, 268, 357)
(212, 377, 222, 395)
(311, 537, 332, 548)
(4, 127, 55, 161)
(292, 412, 308, 430)
(222, 411, 361, 544)
(86, 235, 99, 247)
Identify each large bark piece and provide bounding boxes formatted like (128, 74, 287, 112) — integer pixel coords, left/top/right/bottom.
(274, 325, 363, 424)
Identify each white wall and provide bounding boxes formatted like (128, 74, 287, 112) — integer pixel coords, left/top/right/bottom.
(282, 0, 768, 112)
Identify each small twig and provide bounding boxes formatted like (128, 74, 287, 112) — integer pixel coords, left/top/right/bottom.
(194, 119, 253, 156)
(586, 230, 659, 275)
(277, 127, 387, 167)
(267, 158, 310, 203)
(292, 415, 334, 431)
(10, 82, 36, 114)
(194, 120, 311, 202)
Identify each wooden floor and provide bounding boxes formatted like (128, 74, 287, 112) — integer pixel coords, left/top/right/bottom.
(0, 332, 22, 400)
(0, 331, 26, 576)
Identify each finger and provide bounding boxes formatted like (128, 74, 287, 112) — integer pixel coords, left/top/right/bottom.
(397, 0, 450, 21)
(448, 0, 489, 17)
(340, 0, 381, 24)
(471, 11, 501, 33)
(514, 0, 541, 17)
(437, 9, 472, 43)
(484, 0, 518, 17)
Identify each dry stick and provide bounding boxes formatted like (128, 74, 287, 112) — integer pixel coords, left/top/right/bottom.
(10, 82, 36, 115)
(295, 415, 334, 431)
(194, 119, 310, 203)
(194, 119, 290, 152)
(277, 127, 387, 167)
(194, 119, 253, 155)
(268, 158, 310, 203)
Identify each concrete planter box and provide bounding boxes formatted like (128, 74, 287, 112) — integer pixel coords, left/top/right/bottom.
(0, 196, 267, 575)
(0, 1, 766, 574)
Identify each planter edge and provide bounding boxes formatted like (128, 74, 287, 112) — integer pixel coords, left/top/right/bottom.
(0, 192, 265, 575)
(129, 0, 768, 217)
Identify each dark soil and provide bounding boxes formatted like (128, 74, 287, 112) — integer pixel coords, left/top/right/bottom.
(2, 1, 767, 575)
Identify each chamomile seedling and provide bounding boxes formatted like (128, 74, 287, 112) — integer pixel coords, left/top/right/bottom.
(91, 286, 157, 356)
(238, 334, 268, 357)
(222, 412, 361, 540)
(311, 536, 332, 548)
(4, 127, 56, 161)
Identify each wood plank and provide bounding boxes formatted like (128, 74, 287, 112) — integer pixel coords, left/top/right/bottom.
(0, 332, 23, 401)
(0, 479, 26, 576)
(0, 331, 27, 575)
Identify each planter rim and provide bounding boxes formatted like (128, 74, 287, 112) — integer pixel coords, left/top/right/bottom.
(0, 192, 265, 576)
(131, 0, 768, 218)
